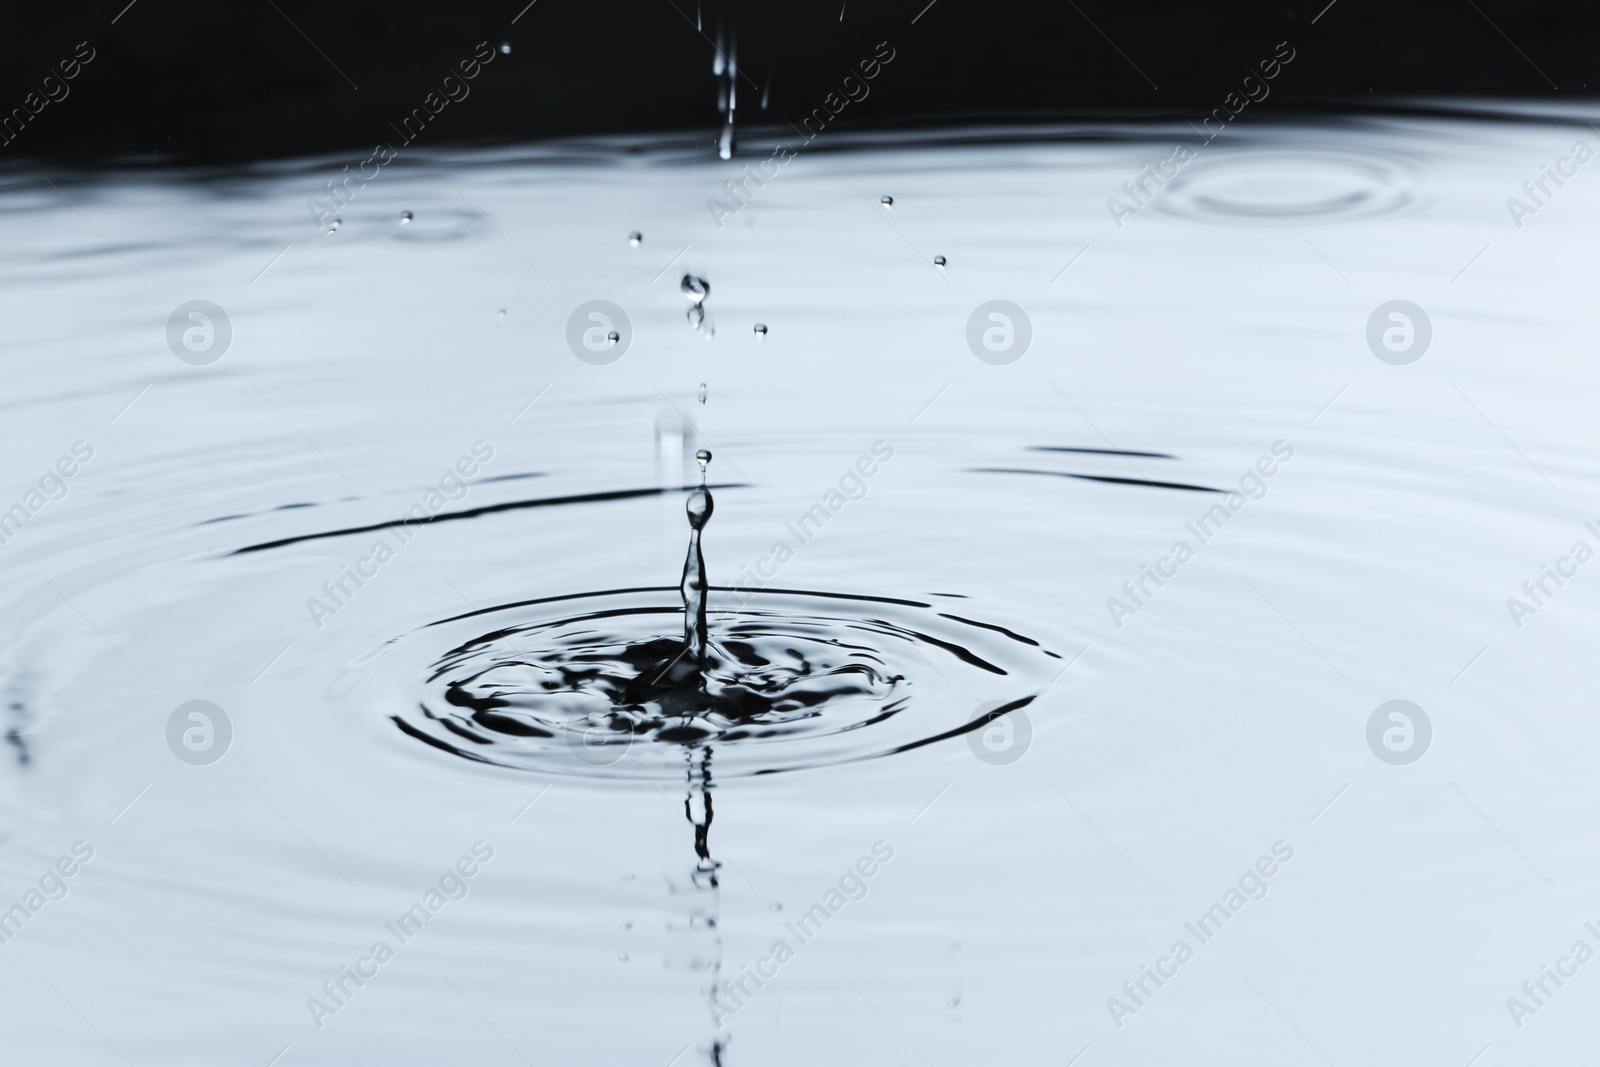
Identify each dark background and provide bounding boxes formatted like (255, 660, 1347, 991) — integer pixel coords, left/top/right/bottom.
(2, 0, 1594, 165)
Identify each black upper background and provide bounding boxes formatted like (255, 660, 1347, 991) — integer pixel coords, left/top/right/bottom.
(2, 0, 1595, 165)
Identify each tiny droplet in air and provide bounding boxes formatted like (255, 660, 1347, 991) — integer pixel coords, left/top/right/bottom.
(607, 330, 620, 345)
(399, 210, 413, 224)
(881, 195, 893, 206)
(328, 218, 341, 233)
(933, 255, 947, 267)
(628, 231, 642, 247)
(753, 323, 767, 336)
(499, 41, 511, 54)
(698, 382, 708, 405)
(696, 449, 712, 476)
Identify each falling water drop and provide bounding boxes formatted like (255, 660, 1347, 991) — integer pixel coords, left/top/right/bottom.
(607, 330, 621, 345)
(934, 255, 947, 267)
(698, 382, 708, 405)
(628, 231, 642, 247)
(753, 323, 767, 337)
(499, 41, 511, 54)
(681, 275, 710, 304)
(881, 195, 894, 207)
(681, 452, 714, 664)
(327, 218, 341, 233)
(399, 210, 413, 224)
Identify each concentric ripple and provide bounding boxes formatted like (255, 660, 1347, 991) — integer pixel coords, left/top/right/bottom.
(365, 586, 1061, 779)
(1155, 143, 1422, 225)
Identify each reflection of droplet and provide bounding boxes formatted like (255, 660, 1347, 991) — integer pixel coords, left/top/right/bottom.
(681, 275, 710, 304)
(628, 231, 642, 247)
(753, 323, 767, 337)
(400, 210, 413, 224)
(933, 255, 947, 267)
(881, 195, 894, 206)
(499, 41, 511, 54)
(698, 382, 707, 405)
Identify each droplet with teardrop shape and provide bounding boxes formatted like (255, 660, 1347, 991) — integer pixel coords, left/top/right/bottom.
(695, 449, 712, 478)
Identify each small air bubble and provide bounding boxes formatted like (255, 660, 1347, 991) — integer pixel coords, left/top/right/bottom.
(753, 323, 767, 336)
(399, 210, 413, 224)
(628, 231, 642, 247)
(933, 255, 947, 267)
(500, 41, 511, 54)
(881, 195, 893, 206)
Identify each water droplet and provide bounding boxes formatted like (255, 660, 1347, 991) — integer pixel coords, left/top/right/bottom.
(496, 308, 506, 324)
(681, 275, 710, 304)
(695, 449, 712, 476)
(628, 231, 642, 247)
(607, 330, 620, 345)
(698, 382, 708, 405)
(933, 255, 947, 267)
(618, 953, 629, 962)
(327, 218, 341, 233)
(753, 323, 767, 336)
(499, 41, 511, 54)
(881, 195, 894, 206)
(768, 902, 783, 911)
(399, 210, 413, 224)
